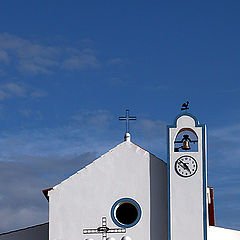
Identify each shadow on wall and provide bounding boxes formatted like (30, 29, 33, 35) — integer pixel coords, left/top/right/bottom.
(150, 154, 168, 240)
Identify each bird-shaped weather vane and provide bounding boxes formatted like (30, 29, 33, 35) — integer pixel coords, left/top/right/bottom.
(181, 101, 189, 111)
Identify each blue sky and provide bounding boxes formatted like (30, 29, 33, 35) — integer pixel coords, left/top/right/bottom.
(0, 0, 240, 232)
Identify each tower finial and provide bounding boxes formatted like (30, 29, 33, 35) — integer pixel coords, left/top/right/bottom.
(119, 109, 136, 141)
(124, 132, 131, 142)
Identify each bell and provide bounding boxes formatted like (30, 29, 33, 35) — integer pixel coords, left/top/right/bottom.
(182, 139, 191, 150)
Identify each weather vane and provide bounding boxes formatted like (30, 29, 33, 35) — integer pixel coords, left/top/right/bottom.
(119, 109, 137, 133)
(181, 101, 189, 111)
(83, 217, 126, 240)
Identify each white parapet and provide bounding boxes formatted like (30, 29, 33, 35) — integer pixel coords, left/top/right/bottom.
(208, 226, 240, 240)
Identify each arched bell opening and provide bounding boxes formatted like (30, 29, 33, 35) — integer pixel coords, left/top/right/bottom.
(174, 128, 198, 152)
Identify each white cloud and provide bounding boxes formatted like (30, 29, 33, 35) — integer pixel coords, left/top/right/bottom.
(0, 33, 59, 74)
(0, 82, 47, 101)
(30, 89, 48, 98)
(62, 48, 100, 70)
(0, 33, 100, 74)
(19, 109, 32, 117)
(0, 83, 26, 100)
(106, 58, 123, 65)
(0, 50, 9, 63)
(71, 109, 112, 129)
(107, 77, 125, 85)
(0, 89, 10, 100)
(209, 124, 240, 142)
(4, 82, 26, 97)
(208, 124, 240, 167)
(136, 119, 166, 138)
(62, 54, 99, 70)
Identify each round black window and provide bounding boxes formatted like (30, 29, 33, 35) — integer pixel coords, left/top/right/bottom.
(116, 202, 138, 225)
(111, 198, 141, 228)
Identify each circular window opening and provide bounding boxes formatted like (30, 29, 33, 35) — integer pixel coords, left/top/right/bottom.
(116, 202, 138, 225)
(111, 198, 141, 228)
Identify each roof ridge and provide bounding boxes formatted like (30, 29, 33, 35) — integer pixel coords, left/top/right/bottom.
(131, 141, 165, 163)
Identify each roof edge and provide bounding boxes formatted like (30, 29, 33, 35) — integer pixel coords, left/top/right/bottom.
(42, 188, 53, 201)
(0, 222, 49, 236)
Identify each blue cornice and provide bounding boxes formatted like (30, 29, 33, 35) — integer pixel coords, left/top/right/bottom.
(167, 112, 203, 129)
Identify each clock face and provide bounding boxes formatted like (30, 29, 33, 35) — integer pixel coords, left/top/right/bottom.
(175, 156, 197, 177)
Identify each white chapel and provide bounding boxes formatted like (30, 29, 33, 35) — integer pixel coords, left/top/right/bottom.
(0, 111, 240, 240)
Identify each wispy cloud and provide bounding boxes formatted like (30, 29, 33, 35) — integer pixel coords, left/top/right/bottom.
(0, 49, 10, 63)
(0, 33, 59, 74)
(19, 109, 32, 117)
(71, 109, 113, 130)
(4, 82, 26, 97)
(0, 82, 47, 100)
(62, 48, 100, 70)
(0, 82, 26, 100)
(107, 77, 125, 85)
(106, 58, 124, 66)
(136, 119, 166, 139)
(220, 88, 240, 94)
(30, 89, 48, 98)
(208, 124, 240, 167)
(0, 33, 100, 74)
(209, 124, 240, 142)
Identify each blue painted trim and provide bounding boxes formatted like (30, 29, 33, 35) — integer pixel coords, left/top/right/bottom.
(167, 112, 200, 129)
(167, 113, 207, 240)
(110, 198, 141, 228)
(167, 125, 171, 240)
(202, 125, 208, 240)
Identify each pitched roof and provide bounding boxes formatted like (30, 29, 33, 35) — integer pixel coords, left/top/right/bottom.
(42, 141, 165, 200)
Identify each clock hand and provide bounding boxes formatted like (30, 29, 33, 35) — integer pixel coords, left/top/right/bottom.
(184, 164, 191, 173)
(178, 160, 191, 173)
(178, 159, 185, 165)
(178, 160, 187, 168)
(178, 161, 187, 170)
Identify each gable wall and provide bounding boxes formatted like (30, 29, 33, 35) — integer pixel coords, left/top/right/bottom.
(49, 142, 167, 240)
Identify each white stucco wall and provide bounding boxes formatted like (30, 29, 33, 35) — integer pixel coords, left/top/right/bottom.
(48, 141, 167, 240)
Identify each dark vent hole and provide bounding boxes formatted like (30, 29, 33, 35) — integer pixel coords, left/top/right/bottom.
(115, 202, 138, 225)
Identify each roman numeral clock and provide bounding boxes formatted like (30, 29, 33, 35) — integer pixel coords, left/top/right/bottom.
(167, 112, 207, 240)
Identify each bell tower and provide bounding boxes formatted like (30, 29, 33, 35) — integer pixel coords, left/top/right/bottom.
(167, 112, 207, 240)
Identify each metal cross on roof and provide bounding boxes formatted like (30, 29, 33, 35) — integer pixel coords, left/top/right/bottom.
(83, 217, 126, 240)
(119, 109, 137, 133)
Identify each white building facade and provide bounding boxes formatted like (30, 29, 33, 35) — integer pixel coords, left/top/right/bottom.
(45, 112, 240, 240)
